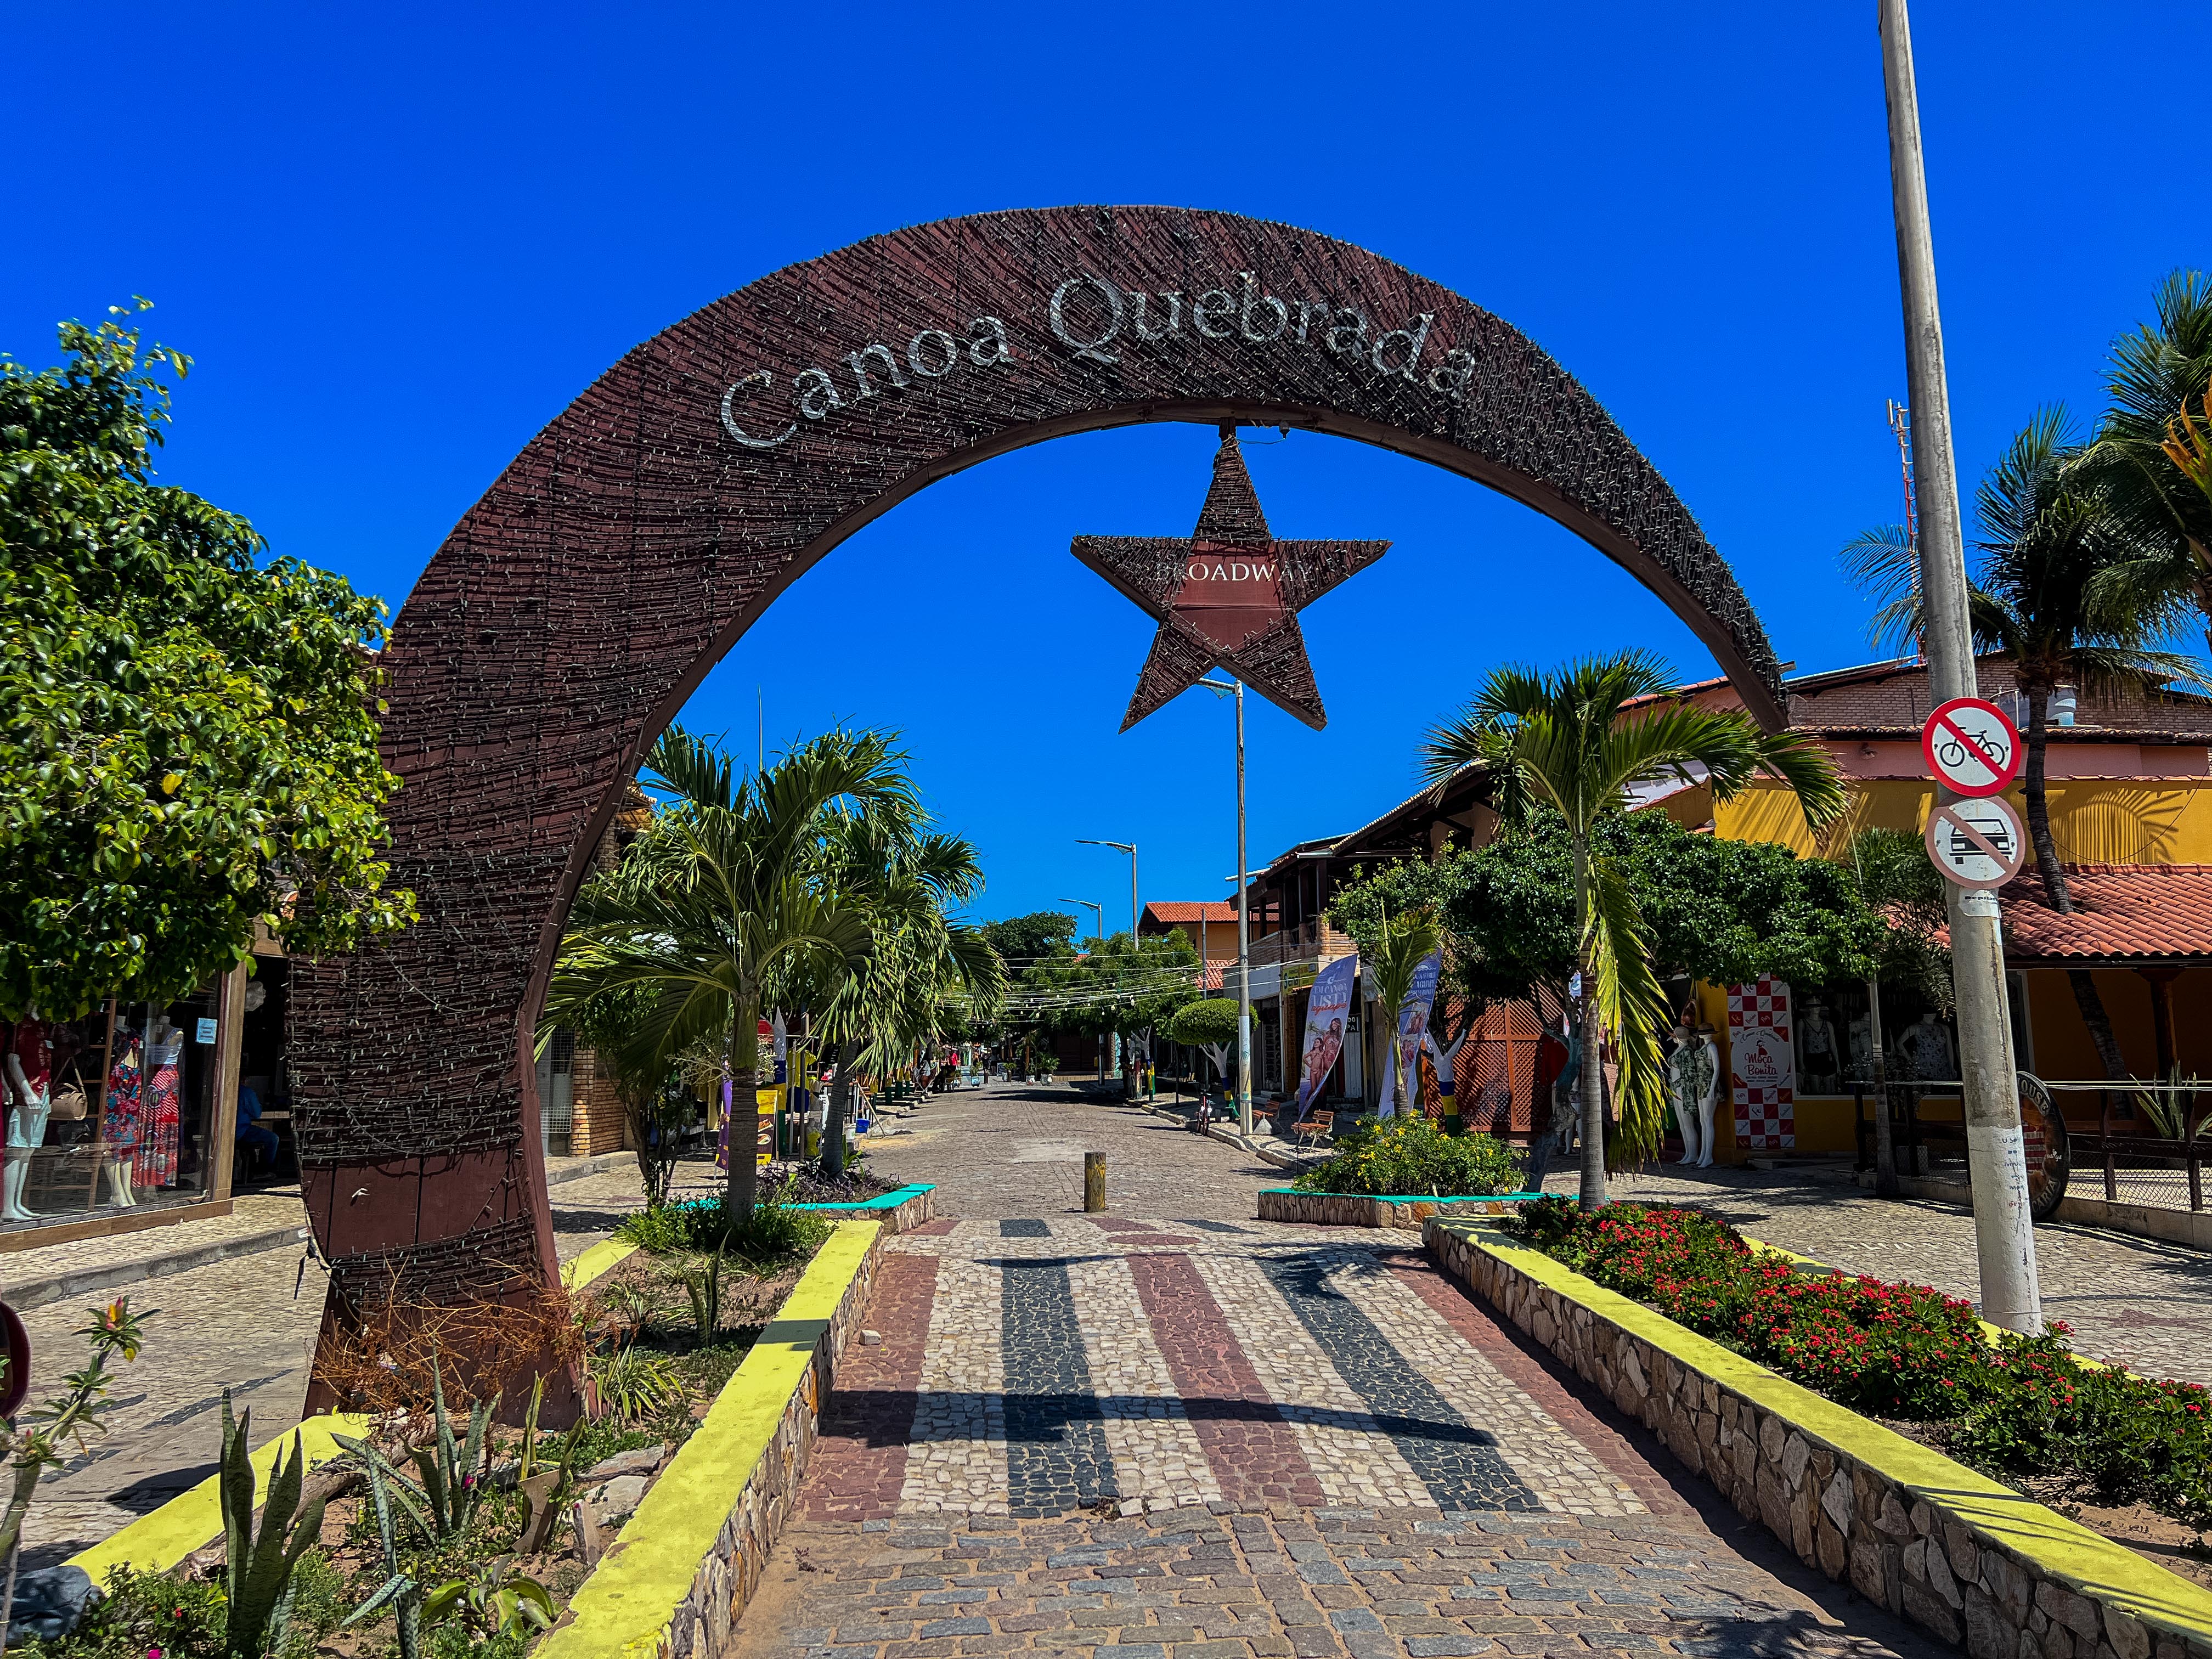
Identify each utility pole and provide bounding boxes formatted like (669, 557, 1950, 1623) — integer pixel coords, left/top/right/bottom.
(1200, 676, 1254, 1135)
(1878, 0, 2041, 1332)
(1076, 841, 1139, 1096)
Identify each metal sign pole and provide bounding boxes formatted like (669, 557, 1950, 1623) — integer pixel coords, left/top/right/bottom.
(1880, 0, 2041, 1332)
(1235, 679, 1253, 1137)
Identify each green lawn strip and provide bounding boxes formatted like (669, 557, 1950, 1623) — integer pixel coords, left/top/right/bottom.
(1432, 1218, 2212, 1644)
(539, 1218, 881, 1659)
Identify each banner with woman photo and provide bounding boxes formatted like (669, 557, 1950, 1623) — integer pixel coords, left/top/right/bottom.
(1375, 949, 1443, 1118)
(1293, 951, 1360, 1121)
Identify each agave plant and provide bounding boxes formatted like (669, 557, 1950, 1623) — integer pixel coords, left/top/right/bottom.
(343, 1458, 424, 1659)
(215, 1393, 329, 1659)
(333, 1350, 494, 1545)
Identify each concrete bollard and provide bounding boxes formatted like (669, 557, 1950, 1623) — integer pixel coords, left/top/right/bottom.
(1084, 1152, 1106, 1213)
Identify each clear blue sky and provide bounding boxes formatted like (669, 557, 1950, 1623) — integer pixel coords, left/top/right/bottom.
(10, 3, 2208, 933)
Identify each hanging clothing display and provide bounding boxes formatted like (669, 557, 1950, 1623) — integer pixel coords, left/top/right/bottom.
(135, 1029, 183, 1188)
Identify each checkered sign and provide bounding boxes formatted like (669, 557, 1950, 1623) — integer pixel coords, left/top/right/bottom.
(1726, 977, 1796, 1150)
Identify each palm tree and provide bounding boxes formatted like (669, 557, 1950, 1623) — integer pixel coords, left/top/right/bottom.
(1843, 410, 2208, 1077)
(1420, 652, 1844, 1210)
(544, 725, 914, 1217)
(2079, 272, 2212, 652)
(807, 822, 1003, 1177)
(1367, 902, 1443, 1118)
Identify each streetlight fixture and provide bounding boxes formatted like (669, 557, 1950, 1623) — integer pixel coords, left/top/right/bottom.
(1198, 677, 1252, 1136)
(1075, 839, 1139, 939)
(1057, 898, 1108, 1082)
(1076, 840, 1139, 1096)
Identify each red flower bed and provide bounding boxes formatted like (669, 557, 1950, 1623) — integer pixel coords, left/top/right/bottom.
(1508, 1196, 2212, 1527)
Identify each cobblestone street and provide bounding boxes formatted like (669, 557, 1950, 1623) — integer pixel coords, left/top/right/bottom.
(860, 1083, 1282, 1223)
(737, 1087, 1943, 1659)
(1583, 1165, 2212, 1385)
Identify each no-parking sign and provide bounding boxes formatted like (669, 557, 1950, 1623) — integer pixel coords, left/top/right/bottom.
(1925, 796, 2029, 890)
(1921, 697, 2022, 797)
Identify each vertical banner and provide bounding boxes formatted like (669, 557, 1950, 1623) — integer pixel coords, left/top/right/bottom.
(1726, 977, 1796, 1150)
(1294, 952, 1360, 1120)
(1375, 950, 1443, 1118)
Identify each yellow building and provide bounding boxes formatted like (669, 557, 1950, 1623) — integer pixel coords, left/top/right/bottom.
(1666, 655, 2212, 1159)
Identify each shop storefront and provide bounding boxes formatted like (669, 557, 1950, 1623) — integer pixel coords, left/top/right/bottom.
(0, 938, 291, 1250)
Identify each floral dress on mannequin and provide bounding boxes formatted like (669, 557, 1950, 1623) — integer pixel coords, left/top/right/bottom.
(136, 1026, 183, 1188)
(105, 1037, 143, 1164)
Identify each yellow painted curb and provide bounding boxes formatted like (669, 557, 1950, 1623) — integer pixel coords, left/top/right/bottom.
(1435, 1219, 2212, 1645)
(563, 1237, 640, 1293)
(68, 1233, 639, 1587)
(70, 1410, 370, 1587)
(540, 1219, 882, 1659)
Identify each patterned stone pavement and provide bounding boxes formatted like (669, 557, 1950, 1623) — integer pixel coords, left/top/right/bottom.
(736, 1212, 1943, 1659)
(1585, 1165, 2212, 1384)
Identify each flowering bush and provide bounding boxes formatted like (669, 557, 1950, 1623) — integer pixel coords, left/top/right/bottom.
(1291, 1115, 1521, 1198)
(1506, 1196, 2212, 1526)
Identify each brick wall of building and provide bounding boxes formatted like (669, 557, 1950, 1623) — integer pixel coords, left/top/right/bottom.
(571, 1048, 631, 1156)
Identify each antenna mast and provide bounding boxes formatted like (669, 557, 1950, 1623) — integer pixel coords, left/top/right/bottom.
(1886, 398, 1919, 549)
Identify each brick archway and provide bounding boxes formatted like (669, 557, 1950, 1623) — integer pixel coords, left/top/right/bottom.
(291, 206, 1784, 1403)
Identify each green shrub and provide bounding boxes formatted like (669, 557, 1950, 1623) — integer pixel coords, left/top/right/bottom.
(22, 1562, 227, 1658)
(1506, 1197, 2212, 1526)
(617, 1181, 832, 1266)
(589, 1343, 687, 1421)
(1290, 1115, 1521, 1198)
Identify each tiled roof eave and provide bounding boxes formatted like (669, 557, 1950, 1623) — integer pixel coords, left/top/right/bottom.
(1787, 725, 2212, 744)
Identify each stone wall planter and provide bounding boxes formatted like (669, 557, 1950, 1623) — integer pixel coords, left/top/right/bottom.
(1424, 1217, 2212, 1659)
(539, 1218, 885, 1659)
(794, 1182, 935, 1234)
(1257, 1189, 1537, 1229)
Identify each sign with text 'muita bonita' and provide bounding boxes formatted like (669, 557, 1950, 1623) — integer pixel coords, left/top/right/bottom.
(1727, 977, 1795, 1151)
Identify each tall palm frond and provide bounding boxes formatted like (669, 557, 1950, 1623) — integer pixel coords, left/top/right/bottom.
(1416, 655, 1844, 1204)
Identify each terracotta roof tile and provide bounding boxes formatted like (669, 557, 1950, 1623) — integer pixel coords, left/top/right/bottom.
(1144, 901, 1237, 924)
(1995, 865, 2212, 963)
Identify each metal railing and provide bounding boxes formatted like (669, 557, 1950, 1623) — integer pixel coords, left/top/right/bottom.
(1853, 1074, 2206, 1214)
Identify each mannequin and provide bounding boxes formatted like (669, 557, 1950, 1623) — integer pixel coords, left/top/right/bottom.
(103, 1030, 142, 1207)
(1897, 1012, 1957, 1081)
(4, 1007, 56, 1221)
(136, 1017, 184, 1190)
(1664, 1007, 1721, 1168)
(1798, 998, 1842, 1095)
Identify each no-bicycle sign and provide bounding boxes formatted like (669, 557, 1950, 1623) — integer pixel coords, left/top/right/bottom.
(1921, 697, 2022, 797)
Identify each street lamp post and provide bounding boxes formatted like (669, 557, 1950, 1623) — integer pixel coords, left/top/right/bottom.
(1200, 678, 1252, 1136)
(1075, 839, 1139, 939)
(1877, 0, 2041, 1334)
(1057, 898, 1107, 1082)
(1077, 839, 1141, 1099)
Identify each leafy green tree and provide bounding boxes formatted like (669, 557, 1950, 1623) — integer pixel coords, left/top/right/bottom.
(1333, 811, 1888, 1009)
(1165, 996, 1241, 1101)
(979, 911, 1079, 968)
(1019, 929, 1200, 1092)
(544, 726, 906, 1216)
(1832, 826, 1955, 1194)
(1419, 654, 1845, 1208)
(1, 304, 412, 1018)
(1844, 410, 2208, 1076)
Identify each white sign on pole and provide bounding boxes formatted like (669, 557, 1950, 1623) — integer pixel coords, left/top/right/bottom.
(1921, 697, 2022, 798)
(1924, 797, 2028, 890)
